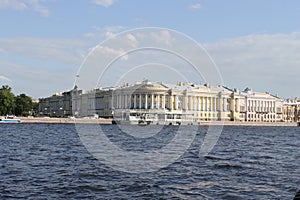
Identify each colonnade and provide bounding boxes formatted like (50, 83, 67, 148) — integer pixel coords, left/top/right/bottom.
(113, 93, 238, 112)
(114, 94, 167, 110)
(247, 99, 276, 113)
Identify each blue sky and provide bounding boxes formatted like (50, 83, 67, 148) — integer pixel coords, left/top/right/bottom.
(0, 0, 300, 98)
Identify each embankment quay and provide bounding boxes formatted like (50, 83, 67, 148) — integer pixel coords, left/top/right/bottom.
(2, 117, 298, 126)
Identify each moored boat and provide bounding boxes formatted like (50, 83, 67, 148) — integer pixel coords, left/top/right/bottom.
(0, 117, 22, 123)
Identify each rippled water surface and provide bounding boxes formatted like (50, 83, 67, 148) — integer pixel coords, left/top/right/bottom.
(1, 124, 300, 199)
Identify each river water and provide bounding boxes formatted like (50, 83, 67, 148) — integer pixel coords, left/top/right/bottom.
(1, 124, 300, 199)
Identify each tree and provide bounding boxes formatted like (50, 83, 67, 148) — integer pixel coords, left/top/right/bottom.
(14, 94, 33, 116)
(0, 85, 15, 116)
(32, 102, 39, 116)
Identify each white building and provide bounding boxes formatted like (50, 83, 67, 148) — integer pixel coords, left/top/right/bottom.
(241, 88, 283, 122)
(67, 80, 284, 124)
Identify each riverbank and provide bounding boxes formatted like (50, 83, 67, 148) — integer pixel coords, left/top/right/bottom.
(2, 116, 298, 126)
(17, 117, 112, 124)
(200, 120, 299, 126)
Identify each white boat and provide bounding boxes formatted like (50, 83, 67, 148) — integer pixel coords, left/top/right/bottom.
(0, 118, 22, 123)
(112, 110, 195, 125)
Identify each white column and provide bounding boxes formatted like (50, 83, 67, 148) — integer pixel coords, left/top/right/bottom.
(157, 95, 160, 109)
(116, 95, 119, 109)
(256, 100, 258, 112)
(210, 97, 213, 111)
(124, 95, 127, 109)
(185, 96, 189, 110)
(139, 94, 142, 109)
(202, 96, 204, 111)
(215, 97, 217, 111)
(119, 95, 121, 109)
(145, 94, 148, 109)
(163, 95, 166, 110)
(213, 97, 215, 111)
(151, 94, 154, 109)
(127, 94, 130, 109)
(197, 96, 200, 111)
(173, 95, 176, 110)
(175, 95, 178, 110)
(123, 95, 125, 109)
(134, 95, 137, 109)
(118, 95, 121, 109)
(121, 95, 123, 109)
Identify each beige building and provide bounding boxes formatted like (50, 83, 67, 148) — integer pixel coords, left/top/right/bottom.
(39, 80, 286, 124)
(109, 81, 234, 124)
(283, 98, 300, 122)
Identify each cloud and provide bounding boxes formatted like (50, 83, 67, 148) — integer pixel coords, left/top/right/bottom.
(91, 0, 116, 7)
(204, 32, 300, 97)
(0, 0, 49, 16)
(98, 46, 129, 60)
(84, 25, 126, 39)
(0, 75, 12, 82)
(29, 0, 49, 17)
(150, 30, 174, 46)
(189, 3, 202, 10)
(0, 0, 27, 10)
(126, 33, 138, 47)
(0, 37, 87, 64)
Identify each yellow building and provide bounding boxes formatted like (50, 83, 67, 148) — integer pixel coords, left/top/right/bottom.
(283, 98, 300, 122)
(40, 80, 285, 124)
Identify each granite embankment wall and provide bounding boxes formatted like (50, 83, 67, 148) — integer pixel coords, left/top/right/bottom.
(18, 117, 112, 124)
(200, 121, 299, 126)
(6, 117, 298, 126)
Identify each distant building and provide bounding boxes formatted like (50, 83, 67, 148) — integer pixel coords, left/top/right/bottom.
(283, 98, 300, 122)
(39, 80, 286, 124)
(39, 90, 72, 117)
(240, 88, 283, 122)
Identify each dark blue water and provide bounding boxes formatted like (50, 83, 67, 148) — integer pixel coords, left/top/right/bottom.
(1, 124, 300, 199)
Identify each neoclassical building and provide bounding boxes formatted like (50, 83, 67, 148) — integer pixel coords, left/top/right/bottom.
(240, 88, 284, 122)
(60, 80, 283, 124)
(283, 99, 300, 122)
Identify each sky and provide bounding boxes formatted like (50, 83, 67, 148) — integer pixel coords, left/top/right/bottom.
(0, 0, 299, 99)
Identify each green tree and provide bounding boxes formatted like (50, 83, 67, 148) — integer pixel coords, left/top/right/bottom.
(14, 94, 33, 116)
(0, 85, 15, 116)
(32, 102, 39, 116)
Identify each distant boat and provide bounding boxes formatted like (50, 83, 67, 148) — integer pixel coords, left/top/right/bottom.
(0, 116, 22, 123)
